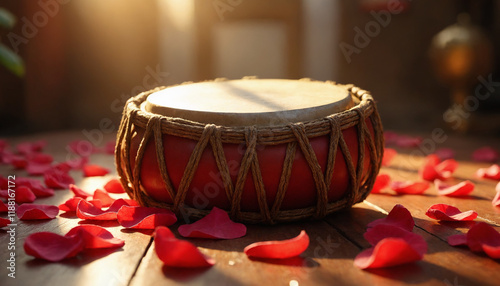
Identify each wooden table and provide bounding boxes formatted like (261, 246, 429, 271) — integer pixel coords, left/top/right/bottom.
(1, 131, 500, 286)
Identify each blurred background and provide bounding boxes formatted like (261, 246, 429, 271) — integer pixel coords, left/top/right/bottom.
(1, 0, 500, 136)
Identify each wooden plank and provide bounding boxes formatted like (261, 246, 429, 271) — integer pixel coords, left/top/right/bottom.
(325, 203, 500, 286)
(0, 132, 152, 286)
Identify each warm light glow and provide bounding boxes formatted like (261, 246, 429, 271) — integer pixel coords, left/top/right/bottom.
(158, 0, 194, 30)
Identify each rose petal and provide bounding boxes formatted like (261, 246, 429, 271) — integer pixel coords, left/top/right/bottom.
(178, 207, 246, 239)
(60, 156, 89, 170)
(354, 238, 424, 269)
(17, 204, 59, 220)
(435, 148, 455, 160)
(104, 140, 116, 155)
(44, 169, 75, 189)
(435, 180, 475, 197)
(244, 230, 309, 259)
(367, 204, 414, 231)
(472, 146, 499, 162)
(482, 244, 500, 259)
(83, 164, 110, 177)
(0, 217, 11, 227)
(70, 184, 92, 199)
(68, 140, 96, 157)
(371, 174, 391, 194)
(14, 186, 37, 203)
(447, 234, 467, 246)
(59, 197, 85, 212)
(364, 225, 427, 255)
(395, 135, 422, 148)
(425, 204, 477, 221)
(493, 182, 500, 207)
(476, 164, 500, 180)
(382, 148, 397, 166)
(16, 177, 53, 198)
(92, 189, 115, 208)
(11, 155, 27, 169)
(103, 178, 125, 193)
(391, 181, 430, 195)
(16, 140, 46, 155)
(65, 225, 124, 249)
(24, 232, 84, 262)
(26, 163, 53, 176)
(420, 155, 458, 181)
(466, 222, 500, 253)
(154, 226, 215, 268)
(117, 206, 177, 229)
(76, 198, 131, 220)
(0, 200, 8, 213)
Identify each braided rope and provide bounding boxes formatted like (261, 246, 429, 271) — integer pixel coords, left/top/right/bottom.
(115, 79, 384, 224)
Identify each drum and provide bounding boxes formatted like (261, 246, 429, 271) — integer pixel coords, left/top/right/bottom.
(115, 78, 384, 224)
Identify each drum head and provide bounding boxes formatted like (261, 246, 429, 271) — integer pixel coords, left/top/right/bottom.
(143, 79, 354, 127)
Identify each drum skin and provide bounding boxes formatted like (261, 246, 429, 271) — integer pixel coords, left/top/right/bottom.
(129, 119, 374, 212)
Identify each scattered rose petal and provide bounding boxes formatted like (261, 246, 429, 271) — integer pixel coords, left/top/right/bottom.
(395, 135, 422, 148)
(17, 204, 59, 220)
(68, 140, 96, 157)
(77, 198, 131, 220)
(244, 230, 309, 259)
(421, 155, 458, 181)
(117, 206, 177, 229)
(435, 180, 475, 197)
(70, 184, 92, 198)
(16, 140, 46, 155)
(493, 182, 500, 207)
(154, 226, 215, 268)
(178, 207, 246, 239)
(59, 156, 89, 170)
(103, 178, 125, 194)
(425, 204, 477, 221)
(382, 148, 397, 166)
(24, 232, 84, 262)
(83, 164, 110, 177)
(16, 177, 53, 198)
(65, 225, 124, 249)
(476, 164, 500, 180)
(44, 169, 75, 189)
(447, 234, 467, 246)
(59, 197, 85, 212)
(466, 222, 500, 254)
(14, 186, 37, 203)
(0, 200, 8, 213)
(354, 238, 424, 269)
(92, 189, 115, 208)
(104, 140, 116, 155)
(26, 163, 53, 176)
(0, 217, 11, 227)
(364, 225, 426, 253)
(371, 174, 391, 194)
(472, 146, 499, 163)
(391, 181, 430, 195)
(367, 204, 414, 231)
(435, 148, 455, 160)
(11, 155, 27, 169)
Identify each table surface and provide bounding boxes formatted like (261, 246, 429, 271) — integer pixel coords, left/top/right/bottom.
(1, 130, 500, 286)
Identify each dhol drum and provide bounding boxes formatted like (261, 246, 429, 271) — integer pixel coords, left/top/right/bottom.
(116, 78, 384, 224)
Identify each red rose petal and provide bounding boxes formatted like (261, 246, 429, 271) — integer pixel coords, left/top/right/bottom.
(244, 230, 309, 259)
(15, 186, 37, 203)
(16, 140, 46, 155)
(466, 222, 500, 253)
(435, 180, 475, 197)
(83, 164, 110, 177)
(371, 174, 391, 194)
(16, 177, 53, 198)
(59, 197, 85, 212)
(435, 148, 455, 160)
(363, 225, 427, 255)
(68, 140, 96, 157)
(65, 225, 124, 249)
(425, 204, 477, 221)
(92, 189, 115, 207)
(420, 155, 458, 181)
(70, 184, 92, 198)
(0, 217, 11, 227)
(104, 140, 116, 155)
(382, 148, 397, 166)
(476, 164, 500, 180)
(117, 206, 177, 229)
(395, 135, 422, 148)
(11, 155, 27, 169)
(354, 238, 424, 269)
(29, 153, 53, 165)
(24, 232, 84, 262)
(472, 146, 499, 162)
(44, 169, 75, 189)
(482, 244, 500, 259)
(0, 200, 8, 213)
(391, 181, 430, 195)
(383, 131, 399, 145)
(493, 182, 500, 207)
(26, 163, 53, 176)
(103, 178, 125, 193)
(17, 204, 59, 220)
(60, 156, 89, 170)
(154, 226, 215, 268)
(178, 207, 246, 239)
(77, 198, 131, 220)
(447, 234, 467, 246)
(367, 204, 414, 231)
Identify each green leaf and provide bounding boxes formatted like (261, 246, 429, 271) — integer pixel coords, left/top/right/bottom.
(0, 44, 25, 77)
(0, 8, 16, 29)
